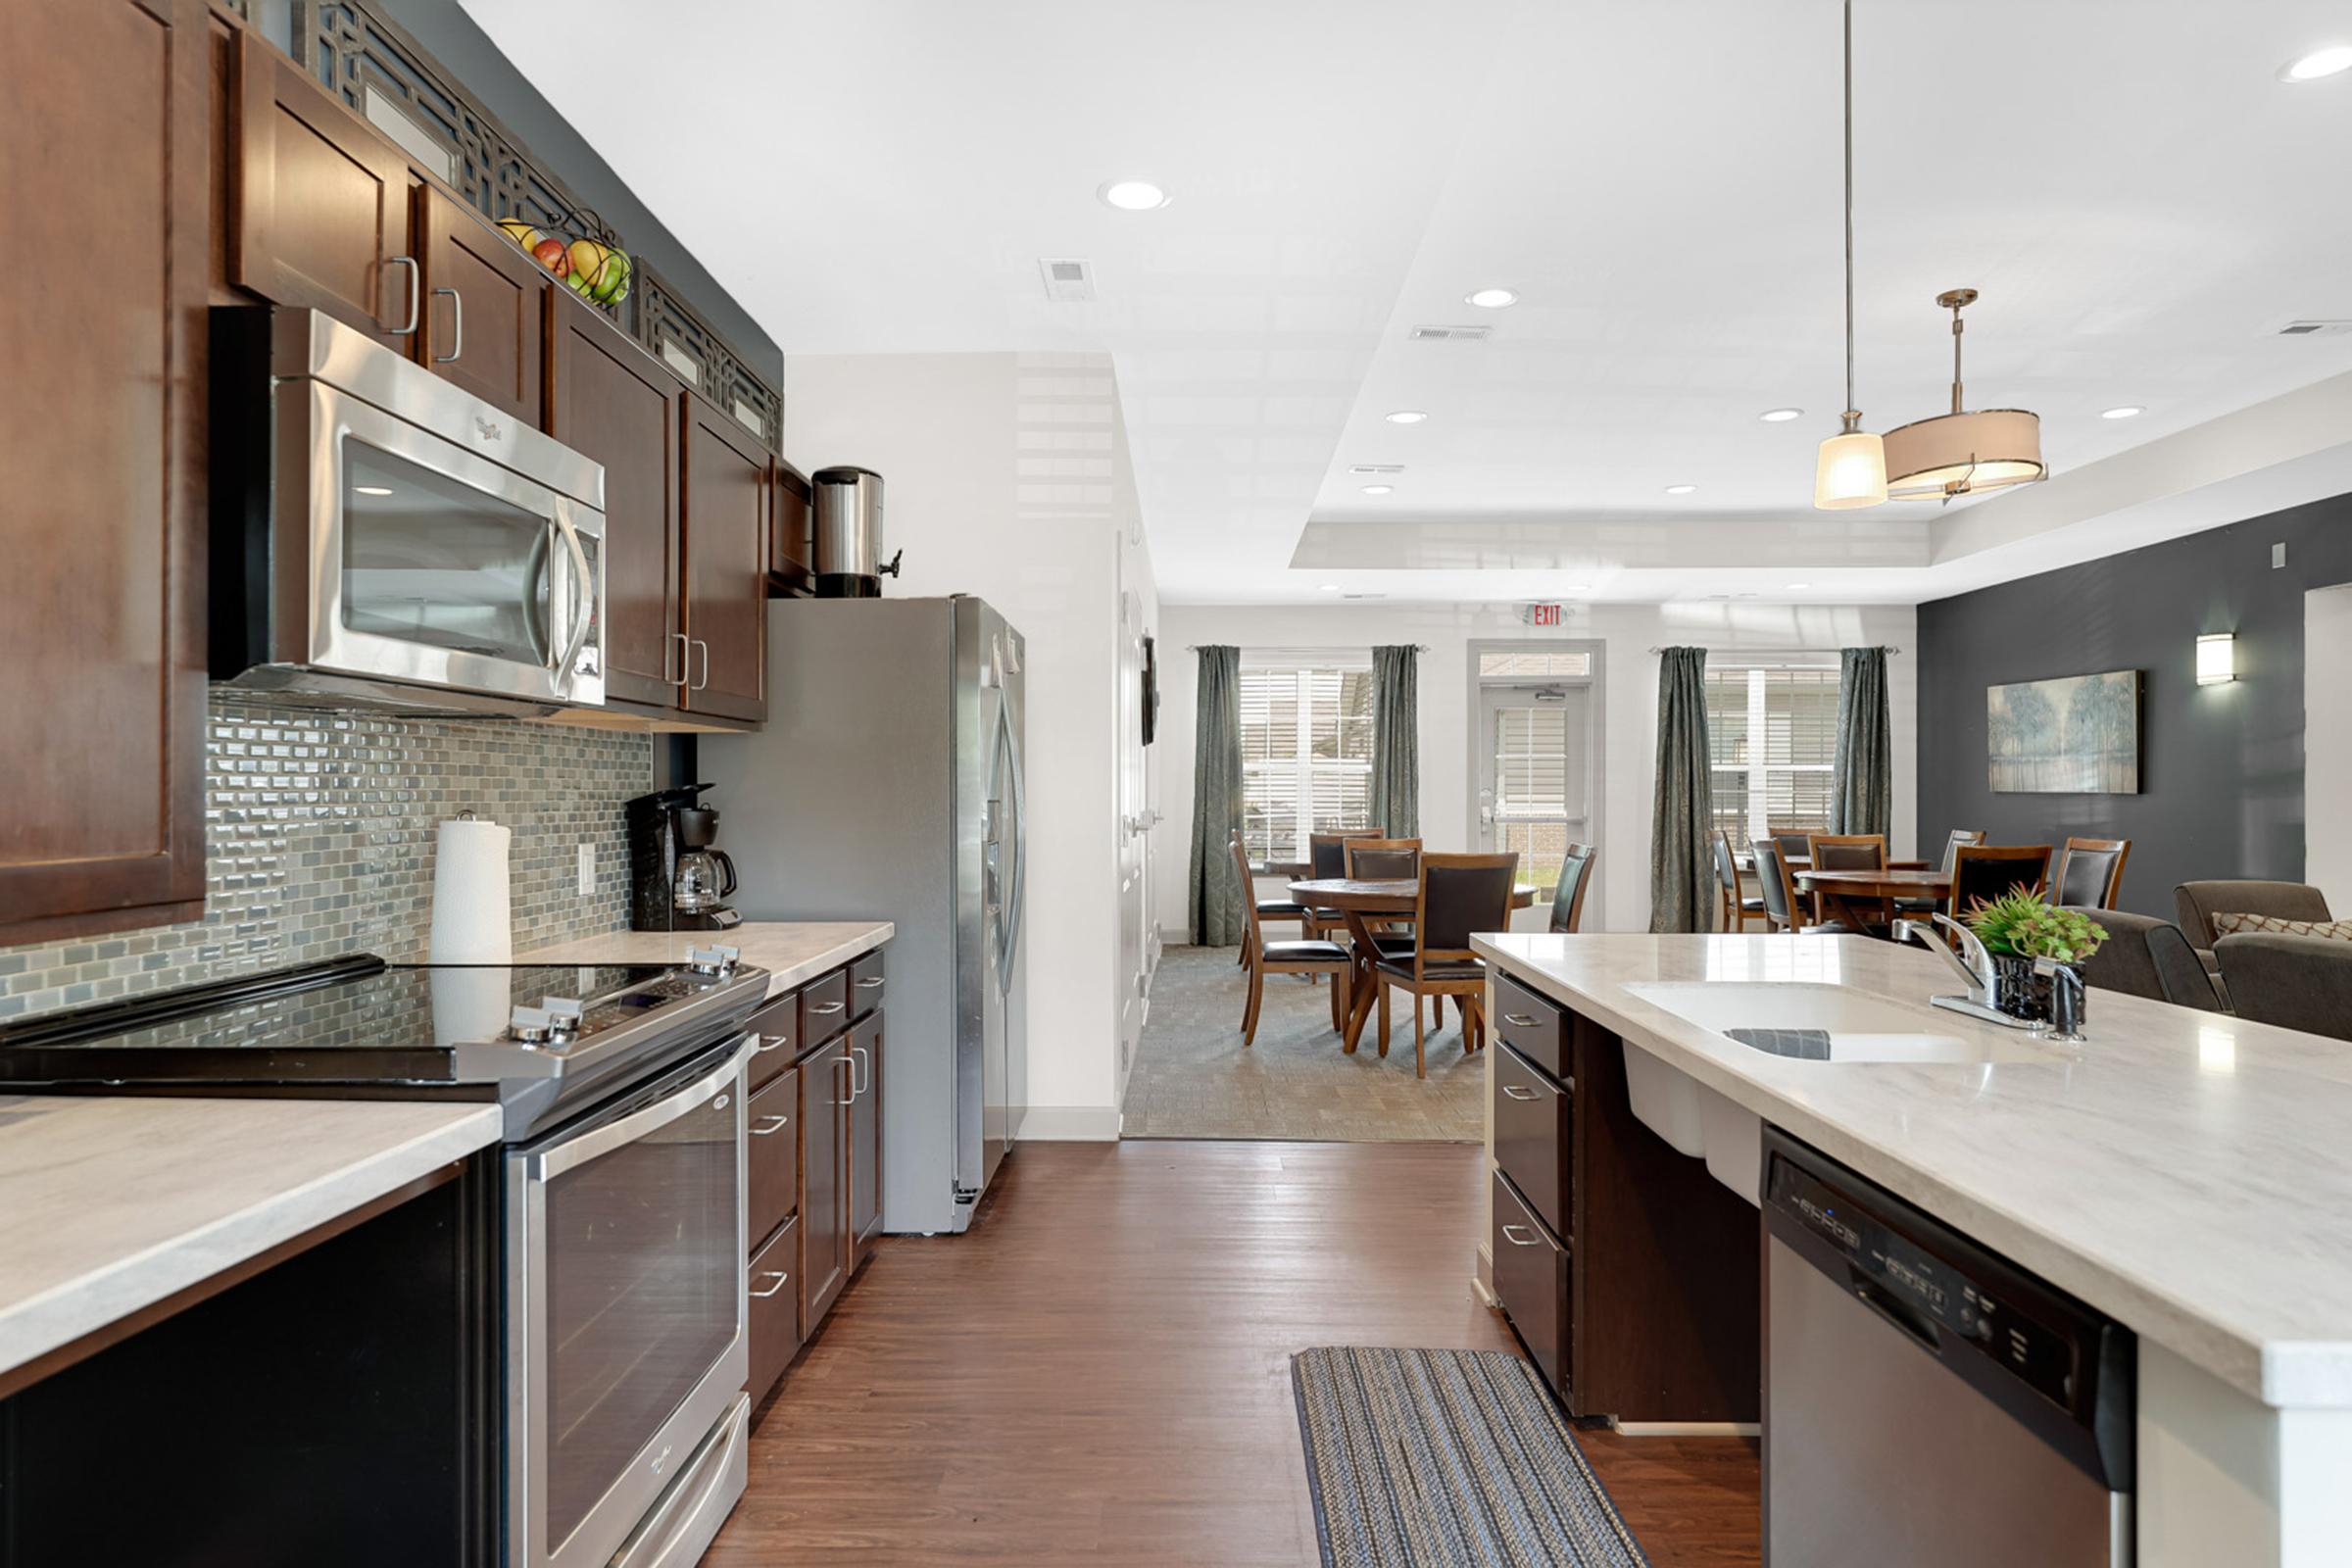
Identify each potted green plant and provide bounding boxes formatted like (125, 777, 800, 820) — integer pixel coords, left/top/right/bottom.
(1962, 889, 2108, 1024)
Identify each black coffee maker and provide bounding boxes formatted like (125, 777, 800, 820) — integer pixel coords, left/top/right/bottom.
(624, 783, 741, 931)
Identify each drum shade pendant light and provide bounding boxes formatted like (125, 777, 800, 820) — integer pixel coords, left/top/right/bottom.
(1882, 288, 2046, 500)
(1814, 0, 1886, 510)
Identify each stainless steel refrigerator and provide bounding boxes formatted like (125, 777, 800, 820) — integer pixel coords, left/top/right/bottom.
(704, 596, 1026, 1234)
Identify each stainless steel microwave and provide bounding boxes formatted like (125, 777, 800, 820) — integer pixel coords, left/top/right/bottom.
(212, 308, 607, 715)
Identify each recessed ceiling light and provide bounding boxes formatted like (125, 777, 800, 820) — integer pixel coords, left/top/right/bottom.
(1465, 287, 1518, 309)
(1097, 178, 1170, 211)
(1787, 581, 1813, 590)
(1319, 583, 1342, 593)
(1759, 407, 1804, 422)
(2280, 44, 2352, 81)
(1384, 410, 1429, 424)
(1664, 483, 1697, 495)
(1360, 484, 1395, 496)
(2100, 405, 2145, 419)
(353, 484, 394, 496)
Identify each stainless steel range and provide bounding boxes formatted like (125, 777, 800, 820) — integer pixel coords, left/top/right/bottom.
(0, 947, 771, 1567)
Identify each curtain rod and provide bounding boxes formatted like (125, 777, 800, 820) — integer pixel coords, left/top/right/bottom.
(1647, 644, 1900, 656)
(1185, 644, 1431, 652)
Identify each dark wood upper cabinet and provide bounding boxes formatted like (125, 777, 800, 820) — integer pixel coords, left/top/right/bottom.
(232, 28, 416, 348)
(0, 0, 211, 941)
(547, 289, 683, 708)
(770, 462, 814, 592)
(681, 393, 770, 722)
(420, 186, 548, 426)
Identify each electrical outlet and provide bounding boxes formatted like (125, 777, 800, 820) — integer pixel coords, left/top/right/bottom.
(577, 843, 595, 897)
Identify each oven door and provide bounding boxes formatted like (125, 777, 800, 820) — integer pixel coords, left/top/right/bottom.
(291, 380, 606, 707)
(507, 1036, 750, 1568)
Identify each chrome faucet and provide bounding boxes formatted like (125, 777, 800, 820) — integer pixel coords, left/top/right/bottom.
(1892, 914, 1997, 1005)
(2033, 956, 2087, 1043)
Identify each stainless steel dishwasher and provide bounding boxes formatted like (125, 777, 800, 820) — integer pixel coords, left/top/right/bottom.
(1762, 1127, 2134, 1566)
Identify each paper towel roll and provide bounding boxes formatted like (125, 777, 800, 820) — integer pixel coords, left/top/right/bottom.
(429, 813, 514, 964)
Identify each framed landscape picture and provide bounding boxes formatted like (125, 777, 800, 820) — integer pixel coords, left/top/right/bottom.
(1986, 669, 2142, 794)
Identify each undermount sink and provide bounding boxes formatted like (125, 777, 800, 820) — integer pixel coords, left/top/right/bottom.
(1616, 982, 2055, 1207)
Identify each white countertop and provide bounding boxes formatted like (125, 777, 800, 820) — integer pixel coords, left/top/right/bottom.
(519, 920, 894, 1001)
(0, 1096, 502, 1384)
(1472, 931, 2352, 1410)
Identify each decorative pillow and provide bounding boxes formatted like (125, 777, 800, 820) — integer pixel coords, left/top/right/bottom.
(2211, 911, 2352, 942)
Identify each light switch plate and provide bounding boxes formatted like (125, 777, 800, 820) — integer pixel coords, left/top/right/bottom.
(2274, 542, 2288, 569)
(577, 843, 595, 896)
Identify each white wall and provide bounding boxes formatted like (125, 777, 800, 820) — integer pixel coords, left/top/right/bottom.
(1152, 600, 1917, 938)
(2308, 585, 2352, 910)
(783, 351, 1152, 1140)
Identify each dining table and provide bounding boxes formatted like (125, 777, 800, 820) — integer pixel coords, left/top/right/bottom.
(1793, 866, 1951, 935)
(1288, 876, 1540, 1054)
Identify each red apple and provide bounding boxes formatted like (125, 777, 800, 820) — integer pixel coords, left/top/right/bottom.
(532, 237, 570, 277)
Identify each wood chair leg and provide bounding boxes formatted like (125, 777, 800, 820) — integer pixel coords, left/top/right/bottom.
(1378, 981, 1391, 1055)
(1413, 998, 1427, 1080)
(1328, 966, 1345, 1032)
(1242, 962, 1264, 1046)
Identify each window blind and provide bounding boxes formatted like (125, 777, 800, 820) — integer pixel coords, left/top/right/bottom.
(1239, 661, 1375, 861)
(1707, 662, 1838, 845)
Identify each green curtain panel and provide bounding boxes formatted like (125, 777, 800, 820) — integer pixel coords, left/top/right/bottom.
(1647, 647, 1715, 934)
(1369, 645, 1420, 838)
(1832, 646, 1893, 836)
(1188, 645, 1248, 946)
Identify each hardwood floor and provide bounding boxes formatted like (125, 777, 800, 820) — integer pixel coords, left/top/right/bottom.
(710, 1140, 1759, 1567)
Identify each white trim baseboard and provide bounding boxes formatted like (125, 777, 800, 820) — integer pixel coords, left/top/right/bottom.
(1016, 1104, 1124, 1142)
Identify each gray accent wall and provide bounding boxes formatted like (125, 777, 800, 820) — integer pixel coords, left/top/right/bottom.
(377, 0, 782, 384)
(1917, 501, 2352, 917)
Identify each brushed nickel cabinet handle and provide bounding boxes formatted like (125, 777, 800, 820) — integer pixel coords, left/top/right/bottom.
(1500, 1224, 1542, 1248)
(751, 1114, 790, 1136)
(1500, 1085, 1543, 1102)
(855, 977, 885, 989)
(691, 637, 711, 691)
(851, 1044, 870, 1099)
(808, 1001, 845, 1017)
(432, 286, 463, 362)
(666, 630, 688, 685)
(387, 255, 419, 334)
(749, 1270, 791, 1299)
(833, 1054, 854, 1106)
(756, 1034, 790, 1054)
(1502, 1013, 1540, 1028)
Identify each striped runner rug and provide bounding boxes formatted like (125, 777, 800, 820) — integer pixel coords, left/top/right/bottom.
(1291, 1348, 1651, 1568)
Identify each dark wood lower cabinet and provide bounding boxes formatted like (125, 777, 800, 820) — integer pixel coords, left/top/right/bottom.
(747, 1065, 798, 1243)
(797, 1037, 853, 1336)
(747, 1214, 802, 1402)
(1492, 1168, 1570, 1396)
(851, 1016, 884, 1259)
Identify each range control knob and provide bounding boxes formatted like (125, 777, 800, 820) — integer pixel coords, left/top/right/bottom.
(686, 945, 741, 977)
(541, 997, 585, 1037)
(508, 1005, 555, 1045)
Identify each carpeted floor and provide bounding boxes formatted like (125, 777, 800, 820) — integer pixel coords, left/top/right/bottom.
(1121, 946, 1485, 1142)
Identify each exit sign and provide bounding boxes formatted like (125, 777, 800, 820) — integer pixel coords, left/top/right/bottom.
(1521, 603, 1563, 627)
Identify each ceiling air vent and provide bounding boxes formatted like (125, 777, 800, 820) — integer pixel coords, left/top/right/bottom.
(1407, 324, 1492, 342)
(1347, 464, 1405, 476)
(1039, 257, 1097, 303)
(2276, 319, 2352, 336)
(1342, 591, 1391, 601)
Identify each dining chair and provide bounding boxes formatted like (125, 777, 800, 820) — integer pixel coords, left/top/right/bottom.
(1806, 833, 1887, 926)
(2054, 836, 2132, 910)
(1946, 844, 2052, 920)
(1373, 852, 1518, 1079)
(1343, 838, 1424, 881)
(1549, 843, 1595, 934)
(1751, 839, 1846, 934)
(1303, 828, 1385, 943)
(1769, 827, 1813, 864)
(1897, 828, 1984, 915)
(1711, 830, 1764, 932)
(1231, 834, 1311, 967)
(1228, 837, 1350, 1044)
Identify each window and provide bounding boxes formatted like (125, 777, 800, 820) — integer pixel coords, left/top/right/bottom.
(1706, 663, 1838, 847)
(1239, 660, 1375, 861)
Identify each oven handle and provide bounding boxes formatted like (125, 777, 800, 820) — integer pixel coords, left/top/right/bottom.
(533, 1036, 754, 1181)
(552, 513, 593, 684)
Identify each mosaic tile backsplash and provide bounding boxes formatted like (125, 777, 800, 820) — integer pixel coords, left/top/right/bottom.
(0, 695, 653, 1022)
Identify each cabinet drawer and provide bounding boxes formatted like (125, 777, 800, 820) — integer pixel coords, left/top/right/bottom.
(1492, 1169, 1570, 1401)
(1494, 1044, 1571, 1239)
(746, 993, 799, 1091)
(848, 950, 886, 1019)
(801, 968, 851, 1043)
(1494, 973, 1568, 1081)
(747, 1214, 802, 1402)
(747, 1066, 799, 1244)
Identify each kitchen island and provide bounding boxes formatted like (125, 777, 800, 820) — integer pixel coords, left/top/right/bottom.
(1472, 931, 2352, 1568)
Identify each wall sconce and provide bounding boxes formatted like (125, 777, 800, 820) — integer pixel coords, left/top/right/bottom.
(2196, 633, 2236, 686)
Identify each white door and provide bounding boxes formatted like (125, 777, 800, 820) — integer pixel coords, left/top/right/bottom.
(1114, 541, 1154, 1088)
(1477, 684, 1593, 925)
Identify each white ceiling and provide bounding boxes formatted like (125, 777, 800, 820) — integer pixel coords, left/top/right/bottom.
(464, 0, 2352, 605)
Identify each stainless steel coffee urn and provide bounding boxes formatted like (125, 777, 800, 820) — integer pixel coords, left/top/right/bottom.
(811, 466, 902, 598)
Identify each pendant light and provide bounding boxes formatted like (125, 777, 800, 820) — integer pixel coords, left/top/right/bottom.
(1814, 0, 1886, 510)
(1881, 288, 2046, 500)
